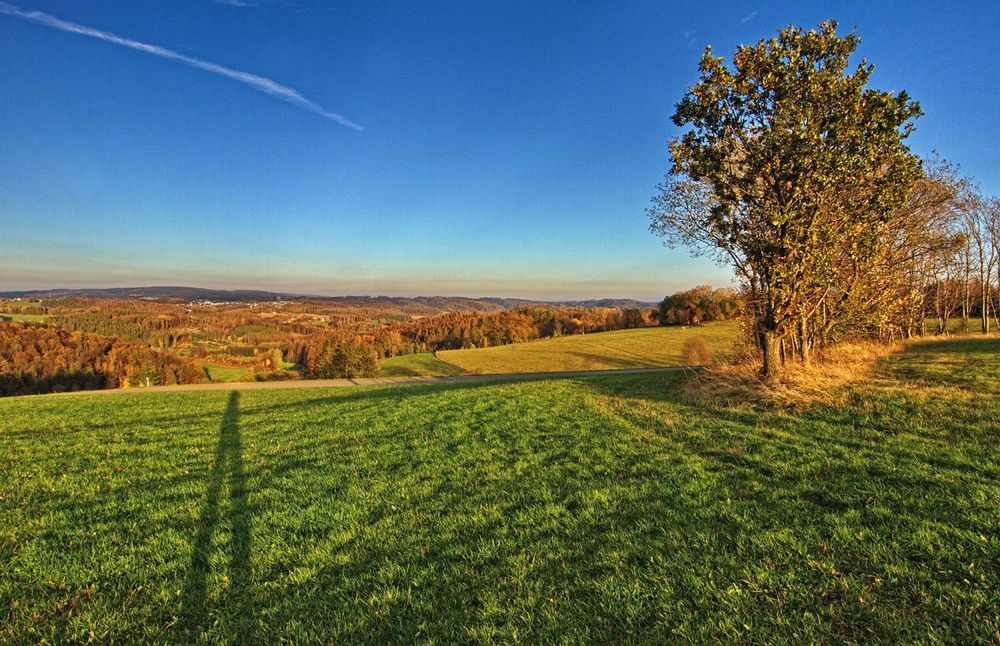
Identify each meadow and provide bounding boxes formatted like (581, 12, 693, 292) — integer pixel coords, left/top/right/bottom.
(0, 336, 997, 642)
(438, 321, 740, 374)
(202, 363, 254, 383)
(375, 352, 466, 378)
(0, 313, 49, 323)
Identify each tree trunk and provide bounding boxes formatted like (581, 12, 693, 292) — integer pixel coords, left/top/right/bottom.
(962, 273, 970, 334)
(982, 282, 990, 334)
(986, 254, 1000, 327)
(761, 331, 781, 382)
(798, 318, 811, 366)
(820, 301, 827, 346)
(935, 281, 944, 334)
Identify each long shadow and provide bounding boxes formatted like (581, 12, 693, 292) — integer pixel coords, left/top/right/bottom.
(181, 391, 253, 640)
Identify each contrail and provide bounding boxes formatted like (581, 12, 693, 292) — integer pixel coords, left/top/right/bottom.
(0, 1, 362, 130)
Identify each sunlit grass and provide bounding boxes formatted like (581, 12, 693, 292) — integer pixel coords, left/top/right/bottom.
(376, 352, 466, 377)
(202, 363, 253, 383)
(0, 336, 996, 642)
(0, 313, 49, 323)
(439, 321, 741, 373)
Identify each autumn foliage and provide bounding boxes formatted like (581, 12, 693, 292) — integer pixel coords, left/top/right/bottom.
(0, 298, 664, 393)
(0, 321, 205, 396)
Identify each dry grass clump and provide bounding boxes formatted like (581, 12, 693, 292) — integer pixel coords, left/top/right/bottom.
(681, 336, 714, 365)
(683, 339, 900, 408)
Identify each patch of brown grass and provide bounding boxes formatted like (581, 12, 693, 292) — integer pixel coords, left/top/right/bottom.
(681, 336, 714, 365)
(682, 340, 901, 409)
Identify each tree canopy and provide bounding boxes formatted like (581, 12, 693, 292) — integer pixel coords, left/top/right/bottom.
(650, 20, 922, 378)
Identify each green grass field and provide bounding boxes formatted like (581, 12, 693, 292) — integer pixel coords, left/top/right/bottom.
(0, 313, 49, 322)
(924, 316, 997, 336)
(202, 363, 253, 383)
(376, 352, 466, 377)
(0, 337, 997, 642)
(439, 322, 740, 374)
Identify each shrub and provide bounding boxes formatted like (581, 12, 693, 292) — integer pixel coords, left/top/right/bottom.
(682, 336, 713, 365)
(312, 338, 379, 379)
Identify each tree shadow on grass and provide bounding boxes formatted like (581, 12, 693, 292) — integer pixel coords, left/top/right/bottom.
(180, 354, 995, 642)
(876, 337, 1000, 392)
(181, 391, 253, 641)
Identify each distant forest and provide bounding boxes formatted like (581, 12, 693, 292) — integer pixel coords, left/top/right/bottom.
(0, 289, 741, 396)
(0, 321, 204, 397)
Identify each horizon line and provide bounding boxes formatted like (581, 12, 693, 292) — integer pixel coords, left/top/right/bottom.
(0, 284, 664, 304)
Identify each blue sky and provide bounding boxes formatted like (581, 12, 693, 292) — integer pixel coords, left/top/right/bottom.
(1, 1, 998, 300)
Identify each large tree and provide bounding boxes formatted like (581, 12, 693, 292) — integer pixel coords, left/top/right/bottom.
(649, 21, 921, 379)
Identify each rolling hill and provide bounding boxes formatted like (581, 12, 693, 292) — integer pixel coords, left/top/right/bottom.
(0, 338, 996, 642)
(0, 286, 655, 311)
(437, 321, 740, 374)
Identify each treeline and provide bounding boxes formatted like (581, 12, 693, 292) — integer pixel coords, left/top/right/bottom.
(283, 306, 659, 379)
(0, 302, 48, 315)
(32, 299, 377, 368)
(804, 160, 1000, 345)
(381, 306, 655, 353)
(656, 286, 742, 325)
(0, 322, 204, 396)
(50, 310, 186, 346)
(912, 165, 1000, 336)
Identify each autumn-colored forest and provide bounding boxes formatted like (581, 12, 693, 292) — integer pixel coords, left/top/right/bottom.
(5, 270, 998, 397)
(0, 289, 741, 395)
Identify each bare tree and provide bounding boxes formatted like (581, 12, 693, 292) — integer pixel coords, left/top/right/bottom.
(961, 189, 999, 333)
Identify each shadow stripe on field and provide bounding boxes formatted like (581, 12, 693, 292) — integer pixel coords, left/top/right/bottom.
(180, 391, 253, 640)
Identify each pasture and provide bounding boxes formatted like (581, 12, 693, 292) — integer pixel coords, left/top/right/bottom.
(438, 322, 740, 373)
(375, 352, 465, 378)
(0, 313, 49, 323)
(202, 363, 253, 383)
(0, 337, 996, 643)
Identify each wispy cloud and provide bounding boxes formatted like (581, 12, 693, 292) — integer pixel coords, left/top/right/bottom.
(0, 1, 361, 130)
(213, 0, 311, 8)
(739, 11, 758, 24)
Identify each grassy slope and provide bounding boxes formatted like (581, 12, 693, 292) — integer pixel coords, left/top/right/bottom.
(202, 364, 253, 383)
(439, 322, 740, 374)
(376, 353, 466, 378)
(0, 338, 998, 643)
(0, 313, 49, 322)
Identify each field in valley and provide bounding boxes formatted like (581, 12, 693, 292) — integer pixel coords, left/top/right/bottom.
(308, 323, 742, 381)
(199, 324, 738, 383)
(438, 321, 740, 374)
(202, 363, 254, 383)
(0, 313, 49, 323)
(0, 336, 997, 642)
(375, 352, 466, 378)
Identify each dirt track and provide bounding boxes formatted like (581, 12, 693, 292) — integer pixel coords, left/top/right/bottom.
(29, 366, 701, 398)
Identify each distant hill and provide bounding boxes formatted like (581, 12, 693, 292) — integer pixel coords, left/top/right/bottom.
(0, 286, 654, 311)
(0, 286, 300, 303)
(562, 298, 659, 309)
